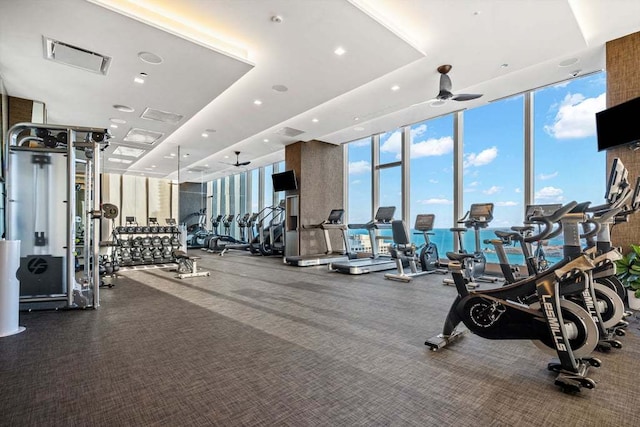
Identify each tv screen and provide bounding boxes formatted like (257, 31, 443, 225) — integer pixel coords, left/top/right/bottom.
(596, 96, 640, 151)
(272, 170, 298, 192)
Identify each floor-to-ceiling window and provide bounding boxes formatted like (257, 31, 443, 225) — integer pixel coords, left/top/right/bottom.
(533, 73, 606, 261)
(409, 114, 455, 252)
(463, 94, 525, 262)
(378, 129, 403, 221)
(264, 164, 274, 208)
(346, 137, 372, 253)
(251, 168, 260, 213)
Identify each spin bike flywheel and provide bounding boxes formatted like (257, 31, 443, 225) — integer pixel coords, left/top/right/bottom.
(531, 299, 599, 359)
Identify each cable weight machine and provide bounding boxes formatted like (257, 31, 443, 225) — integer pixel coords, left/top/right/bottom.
(4, 122, 109, 310)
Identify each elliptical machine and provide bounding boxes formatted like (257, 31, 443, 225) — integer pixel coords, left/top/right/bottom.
(444, 203, 498, 288)
(426, 201, 602, 393)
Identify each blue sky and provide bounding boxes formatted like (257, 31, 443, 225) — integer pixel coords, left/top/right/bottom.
(348, 73, 606, 229)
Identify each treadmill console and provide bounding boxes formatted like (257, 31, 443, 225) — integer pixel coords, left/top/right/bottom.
(327, 209, 344, 224)
(375, 206, 396, 223)
(125, 216, 137, 225)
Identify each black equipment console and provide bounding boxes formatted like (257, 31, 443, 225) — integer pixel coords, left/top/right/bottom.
(414, 214, 434, 232)
(374, 206, 396, 223)
(327, 209, 344, 224)
(525, 204, 562, 222)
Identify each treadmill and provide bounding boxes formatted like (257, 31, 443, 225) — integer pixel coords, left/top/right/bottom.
(285, 209, 351, 267)
(329, 206, 397, 275)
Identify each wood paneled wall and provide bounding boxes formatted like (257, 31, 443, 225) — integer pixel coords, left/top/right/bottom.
(606, 31, 640, 251)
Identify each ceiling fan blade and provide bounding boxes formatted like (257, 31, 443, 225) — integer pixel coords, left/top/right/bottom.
(238, 161, 251, 166)
(411, 98, 441, 107)
(439, 73, 452, 93)
(452, 93, 482, 101)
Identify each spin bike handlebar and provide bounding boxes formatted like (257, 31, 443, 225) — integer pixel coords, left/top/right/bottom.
(525, 201, 578, 243)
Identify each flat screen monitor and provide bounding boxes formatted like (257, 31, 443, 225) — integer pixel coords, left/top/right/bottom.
(596, 96, 640, 151)
(272, 170, 298, 192)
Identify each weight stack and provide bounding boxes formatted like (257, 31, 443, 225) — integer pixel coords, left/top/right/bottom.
(0, 240, 25, 337)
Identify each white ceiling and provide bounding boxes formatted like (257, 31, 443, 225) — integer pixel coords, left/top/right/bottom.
(1, 0, 639, 182)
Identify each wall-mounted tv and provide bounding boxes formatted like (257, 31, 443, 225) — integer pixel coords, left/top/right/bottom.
(596, 96, 640, 151)
(272, 170, 298, 192)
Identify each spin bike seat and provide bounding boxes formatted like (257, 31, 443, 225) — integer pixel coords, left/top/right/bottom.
(494, 230, 521, 240)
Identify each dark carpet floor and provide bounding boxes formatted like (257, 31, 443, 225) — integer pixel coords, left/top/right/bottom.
(1, 250, 640, 426)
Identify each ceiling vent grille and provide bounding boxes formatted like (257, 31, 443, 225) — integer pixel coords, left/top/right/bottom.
(43, 36, 111, 75)
(141, 107, 184, 124)
(187, 167, 208, 173)
(276, 127, 305, 138)
(123, 128, 164, 145)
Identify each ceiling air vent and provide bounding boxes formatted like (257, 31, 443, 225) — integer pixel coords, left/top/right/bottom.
(187, 167, 208, 174)
(276, 127, 305, 138)
(123, 128, 164, 145)
(43, 36, 111, 75)
(141, 108, 184, 124)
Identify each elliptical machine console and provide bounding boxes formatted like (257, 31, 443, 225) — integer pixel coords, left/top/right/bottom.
(445, 203, 498, 288)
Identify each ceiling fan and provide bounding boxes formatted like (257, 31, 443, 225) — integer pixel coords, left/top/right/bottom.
(414, 64, 483, 107)
(222, 151, 251, 167)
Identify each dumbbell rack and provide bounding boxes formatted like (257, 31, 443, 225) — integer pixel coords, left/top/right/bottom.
(112, 225, 182, 267)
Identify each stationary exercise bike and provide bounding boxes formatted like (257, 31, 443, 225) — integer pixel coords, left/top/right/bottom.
(444, 203, 498, 288)
(426, 203, 602, 392)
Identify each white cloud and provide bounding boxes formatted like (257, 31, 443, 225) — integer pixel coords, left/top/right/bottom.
(351, 179, 362, 185)
(419, 198, 452, 205)
(349, 160, 371, 175)
(464, 146, 498, 168)
(544, 92, 606, 139)
(380, 131, 454, 161)
(538, 171, 558, 180)
(483, 185, 502, 195)
(411, 136, 454, 159)
(469, 181, 480, 187)
(535, 186, 564, 202)
(352, 138, 371, 147)
(411, 124, 427, 138)
(463, 188, 476, 193)
(496, 201, 518, 207)
(429, 179, 438, 184)
(380, 130, 402, 156)
(514, 188, 521, 193)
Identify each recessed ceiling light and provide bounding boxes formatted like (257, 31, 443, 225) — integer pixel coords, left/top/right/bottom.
(138, 51, 163, 64)
(110, 118, 126, 124)
(391, 85, 400, 91)
(224, 155, 229, 159)
(354, 126, 365, 131)
(202, 133, 209, 137)
(170, 153, 176, 157)
(151, 165, 156, 168)
(254, 99, 262, 105)
(263, 139, 269, 142)
(110, 124, 118, 128)
(183, 154, 189, 158)
(134, 76, 145, 84)
(312, 118, 319, 123)
(107, 157, 133, 164)
(559, 58, 579, 67)
(204, 164, 209, 167)
(113, 146, 145, 158)
(334, 46, 346, 56)
(113, 104, 134, 113)
(272, 84, 288, 92)
(354, 117, 360, 121)
(271, 15, 283, 23)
